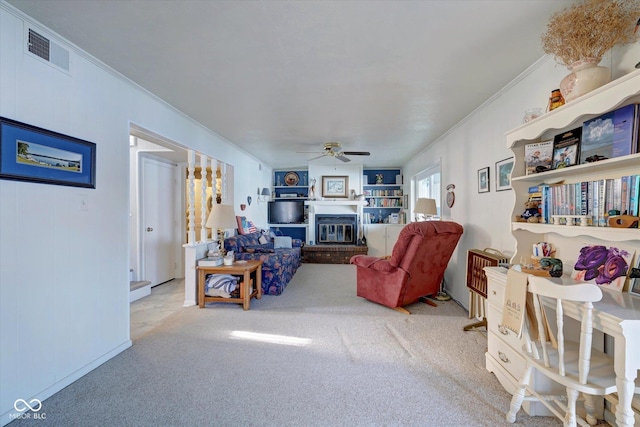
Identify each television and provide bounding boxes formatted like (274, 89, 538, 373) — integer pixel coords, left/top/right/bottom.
(268, 200, 305, 224)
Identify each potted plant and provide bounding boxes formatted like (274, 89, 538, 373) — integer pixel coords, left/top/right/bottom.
(541, 0, 640, 102)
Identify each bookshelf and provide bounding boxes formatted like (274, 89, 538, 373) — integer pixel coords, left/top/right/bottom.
(362, 168, 404, 224)
(485, 68, 640, 421)
(507, 68, 640, 265)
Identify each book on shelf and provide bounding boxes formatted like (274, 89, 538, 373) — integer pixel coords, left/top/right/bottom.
(552, 127, 581, 169)
(524, 140, 553, 175)
(580, 103, 639, 163)
(630, 175, 640, 216)
(527, 175, 640, 227)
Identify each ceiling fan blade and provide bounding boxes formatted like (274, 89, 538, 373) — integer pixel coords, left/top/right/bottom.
(342, 151, 370, 156)
(335, 155, 351, 162)
(307, 154, 327, 161)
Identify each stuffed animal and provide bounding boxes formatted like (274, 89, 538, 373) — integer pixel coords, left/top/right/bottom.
(517, 200, 541, 223)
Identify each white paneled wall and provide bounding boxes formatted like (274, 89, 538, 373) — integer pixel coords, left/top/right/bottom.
(0, 4, 270, 425)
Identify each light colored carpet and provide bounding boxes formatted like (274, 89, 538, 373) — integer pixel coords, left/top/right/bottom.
(10, 264, 563, 426)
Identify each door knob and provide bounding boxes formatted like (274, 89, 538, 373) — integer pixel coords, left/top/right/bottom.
(147, 227, 153, 232)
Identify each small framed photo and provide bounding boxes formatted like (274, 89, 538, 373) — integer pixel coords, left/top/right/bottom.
(478, 167, 489, 193)
(495, 157, 514, 192)
(0, 117, 96, 188)
(322, 175, 349, 198)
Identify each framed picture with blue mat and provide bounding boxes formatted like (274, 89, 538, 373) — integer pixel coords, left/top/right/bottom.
(0, 117, 96, 188)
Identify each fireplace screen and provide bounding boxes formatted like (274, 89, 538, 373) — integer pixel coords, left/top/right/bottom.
(316, 214, 357, 244)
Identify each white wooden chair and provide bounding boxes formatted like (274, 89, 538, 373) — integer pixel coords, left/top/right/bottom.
(506, 275, 618, 427)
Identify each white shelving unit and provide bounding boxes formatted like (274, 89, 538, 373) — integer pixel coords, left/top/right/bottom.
(362, 168, 404, 222)
(486, 68, 640, 420)
(506, 68, 640, 265)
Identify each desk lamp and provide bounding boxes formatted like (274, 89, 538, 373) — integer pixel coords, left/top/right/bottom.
(414, 198, 437, 221)
(205, 204, 237, 256)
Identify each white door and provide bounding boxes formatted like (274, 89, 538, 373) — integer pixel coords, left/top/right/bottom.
(142, 157, 177, 286)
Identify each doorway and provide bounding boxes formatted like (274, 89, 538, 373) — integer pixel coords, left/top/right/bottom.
(140, 155, 177, 286)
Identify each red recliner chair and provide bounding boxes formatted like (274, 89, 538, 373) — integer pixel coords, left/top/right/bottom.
(350, 221, 463, 313)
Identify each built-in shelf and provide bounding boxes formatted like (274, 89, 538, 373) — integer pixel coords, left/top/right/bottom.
(511, 222, 640, 242)
(512, 153, 640, 184)
(305, 200, 367, 207)
(506, 68, 640, 148)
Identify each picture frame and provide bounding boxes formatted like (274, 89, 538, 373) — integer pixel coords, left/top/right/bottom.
(477, 167, 489, 193)
(495, 157, 514, 192)
(322, 175, 349, 198)
(0, 117, 96, 188)
(629, 257, 640, 297)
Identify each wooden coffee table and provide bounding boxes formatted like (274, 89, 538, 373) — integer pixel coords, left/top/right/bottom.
(197, 260, 262, 310)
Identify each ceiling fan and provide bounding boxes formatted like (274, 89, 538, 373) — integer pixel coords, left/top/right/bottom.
(299, 142, 370, 163)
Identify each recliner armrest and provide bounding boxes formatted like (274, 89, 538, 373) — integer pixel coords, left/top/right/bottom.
(350, 255, 396, 272)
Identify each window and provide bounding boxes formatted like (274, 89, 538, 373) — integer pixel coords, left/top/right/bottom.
(414, 162, 441, 218)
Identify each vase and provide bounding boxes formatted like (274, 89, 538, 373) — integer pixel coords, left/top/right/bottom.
(559, 58, 610, 103)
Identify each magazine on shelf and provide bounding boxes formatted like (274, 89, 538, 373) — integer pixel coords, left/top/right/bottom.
(580, 104, 638, 163)
(524, 140, 553, 175)
(552, 127, 581, 169)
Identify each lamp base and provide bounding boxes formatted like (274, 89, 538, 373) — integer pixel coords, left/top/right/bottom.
(434, 291, 451, 301)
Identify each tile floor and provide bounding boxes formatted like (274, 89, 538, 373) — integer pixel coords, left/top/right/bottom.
(130, 278, 185, 341)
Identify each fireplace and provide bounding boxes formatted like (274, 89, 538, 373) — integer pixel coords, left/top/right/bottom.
(316, 214, 357, 245)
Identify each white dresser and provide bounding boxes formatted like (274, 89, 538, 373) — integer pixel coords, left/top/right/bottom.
(484, 266, 561, 416)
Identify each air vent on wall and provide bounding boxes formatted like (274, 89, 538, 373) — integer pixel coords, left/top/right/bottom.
(27, 28, 70, 72)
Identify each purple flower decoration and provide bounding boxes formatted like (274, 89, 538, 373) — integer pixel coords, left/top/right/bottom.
(596, 254, 628, 284)
(574, 245, 630, 286)
(575, 245, 608, 270)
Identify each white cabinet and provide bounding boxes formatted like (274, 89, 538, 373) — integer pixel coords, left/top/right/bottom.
(364, 224, 403, 257)
(484, 267, 561, 416)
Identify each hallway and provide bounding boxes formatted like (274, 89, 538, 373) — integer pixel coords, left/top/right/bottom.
(130, 279, 184, 341)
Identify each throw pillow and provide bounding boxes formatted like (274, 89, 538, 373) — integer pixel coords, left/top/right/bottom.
(258, 235, 269, 245)
(236, 216, 258, 235)
(245, 220, 258, 234)
(274, 236, 292, 249)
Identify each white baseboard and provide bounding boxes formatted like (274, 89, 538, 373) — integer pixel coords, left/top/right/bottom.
(1, 340, 131, 426)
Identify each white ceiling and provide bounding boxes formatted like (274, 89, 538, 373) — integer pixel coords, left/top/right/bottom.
(7, 0, 575, 169)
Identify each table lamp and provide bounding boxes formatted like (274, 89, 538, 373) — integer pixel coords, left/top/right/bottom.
(414, 198, 437, 221)
(205, 204, 237, 256)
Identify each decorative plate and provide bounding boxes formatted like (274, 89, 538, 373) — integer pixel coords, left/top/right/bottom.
(284, 171, 299, 186)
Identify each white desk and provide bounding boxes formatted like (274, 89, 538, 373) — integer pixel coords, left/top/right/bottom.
(486, 267, 640, 427)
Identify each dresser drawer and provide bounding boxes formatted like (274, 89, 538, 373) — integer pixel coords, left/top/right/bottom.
(487, 331, 527, 380)
(488, 305, 521, 352)
(486, 278, 505, 310)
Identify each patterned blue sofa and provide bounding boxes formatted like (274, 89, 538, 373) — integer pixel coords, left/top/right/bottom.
(224, 232, 302, 295)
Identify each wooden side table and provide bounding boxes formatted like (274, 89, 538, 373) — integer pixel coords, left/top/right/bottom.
(197, 260, 262, 310)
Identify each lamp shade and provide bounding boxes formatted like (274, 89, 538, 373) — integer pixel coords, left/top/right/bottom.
(261, 187, 270, 196)
(414, 198, 437, 217)
(205, 204, 237, 230)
